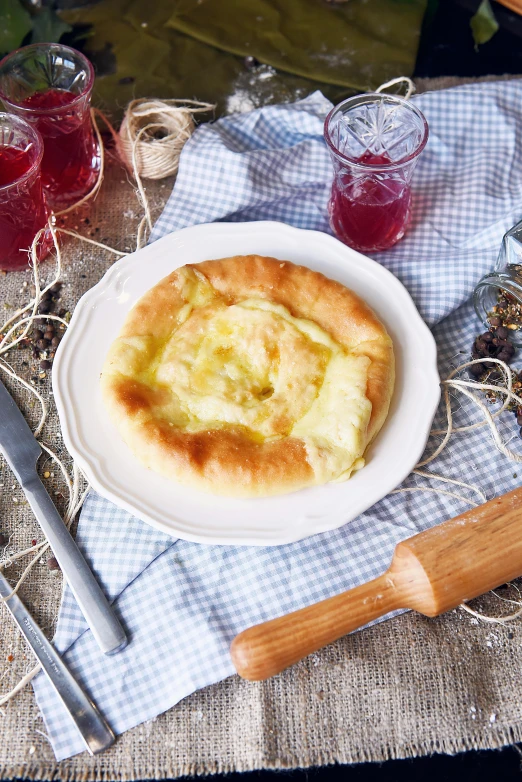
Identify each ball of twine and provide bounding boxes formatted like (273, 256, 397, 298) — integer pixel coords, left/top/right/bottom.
(117, 98, 214, 180)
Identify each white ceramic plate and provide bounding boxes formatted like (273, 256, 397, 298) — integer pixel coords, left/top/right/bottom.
(53, 221, 439, 546)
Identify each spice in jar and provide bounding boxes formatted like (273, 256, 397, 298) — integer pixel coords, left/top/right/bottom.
(489, 289, 522, 332)
(470, 290, 522, 436)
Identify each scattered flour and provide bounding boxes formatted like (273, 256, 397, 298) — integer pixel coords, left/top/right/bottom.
(226, 91, 257, 115)
(226, 64, 308, 115)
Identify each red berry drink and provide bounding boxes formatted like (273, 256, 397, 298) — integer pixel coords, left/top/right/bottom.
(0, 44, 100, 211)
(0, 113, 52, 271)
(328, 152, 412, 253)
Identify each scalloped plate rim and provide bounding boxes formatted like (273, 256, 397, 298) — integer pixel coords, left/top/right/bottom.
(52, 221, 440, 546)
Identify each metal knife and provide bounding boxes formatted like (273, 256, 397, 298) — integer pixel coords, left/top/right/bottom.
(0, 568, 115, 755)
(0, 377, 127, 655)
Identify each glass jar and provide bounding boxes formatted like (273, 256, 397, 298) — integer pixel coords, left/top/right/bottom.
(473, 221, 522, 345)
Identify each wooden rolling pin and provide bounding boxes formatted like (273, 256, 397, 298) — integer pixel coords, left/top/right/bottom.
(231, 486, 522, 681)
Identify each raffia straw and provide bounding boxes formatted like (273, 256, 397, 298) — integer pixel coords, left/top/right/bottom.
(0, 222, 120, 702)
(0, 97, 213, 707)
(412, 469, 487, 504)
(375, 77, 416, 100)
(393, 358, 522, 507)
(418, 358, 522, 468)
(0, 666, 40, 708)
(459, 581, 522, 624)
(0, 218, 121, 601)
(392, 356, 522, 625)
(460, 600, 522, 624)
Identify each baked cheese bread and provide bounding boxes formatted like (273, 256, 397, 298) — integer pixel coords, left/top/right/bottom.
(100, 255, 395, 497)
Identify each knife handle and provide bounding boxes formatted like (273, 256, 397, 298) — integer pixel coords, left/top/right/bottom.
(0, 571, 115, 755)
(24, 473, 127, 655)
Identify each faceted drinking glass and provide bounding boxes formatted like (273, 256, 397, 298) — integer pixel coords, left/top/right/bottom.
(324, 94, 429, 253)
(0, 43, 101, 211)
(0, 112, 52, 271)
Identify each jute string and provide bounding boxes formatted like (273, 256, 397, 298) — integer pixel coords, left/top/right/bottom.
(0, 84, 519, 715)
(375, 76, 416, 100)
(114, 99, 214, 240)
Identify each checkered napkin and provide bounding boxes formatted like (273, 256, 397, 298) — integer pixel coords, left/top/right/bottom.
(33, 81, 522, 760)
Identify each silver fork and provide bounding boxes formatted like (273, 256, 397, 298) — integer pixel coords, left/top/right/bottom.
(0, 568, 115, 755)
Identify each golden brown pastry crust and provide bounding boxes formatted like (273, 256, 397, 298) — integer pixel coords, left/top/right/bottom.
(101, 255, 395, 497)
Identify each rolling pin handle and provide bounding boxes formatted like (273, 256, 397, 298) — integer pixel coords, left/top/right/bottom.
(231, 571, 403, 681)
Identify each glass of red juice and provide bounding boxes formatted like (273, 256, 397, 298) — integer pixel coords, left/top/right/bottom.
(0, 43, 101, 212)
(324, 94, 428, 253)
(0, 112, 52, 271)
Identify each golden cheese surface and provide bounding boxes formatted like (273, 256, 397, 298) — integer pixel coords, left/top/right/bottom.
(100, 256, 395, 497)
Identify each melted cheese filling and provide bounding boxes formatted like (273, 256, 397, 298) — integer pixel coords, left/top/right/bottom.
(119, 268, 373, 484)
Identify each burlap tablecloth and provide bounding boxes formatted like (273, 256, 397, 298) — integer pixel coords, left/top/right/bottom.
(2, 76, 522, 781)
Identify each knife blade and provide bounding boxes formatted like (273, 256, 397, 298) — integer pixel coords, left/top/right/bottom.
(0, 568, 115, 755)
(0, 377, 127, 655)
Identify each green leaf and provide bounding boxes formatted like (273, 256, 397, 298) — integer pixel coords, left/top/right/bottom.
(166, 0, 428, 90)
(470, 0, 499, 48)
(60, 0, 427, 119)
(0, 0, 32, 55)
(31, 7, 72, 45)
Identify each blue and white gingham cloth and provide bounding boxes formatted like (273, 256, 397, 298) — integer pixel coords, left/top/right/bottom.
(33, 82, 522, 760)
